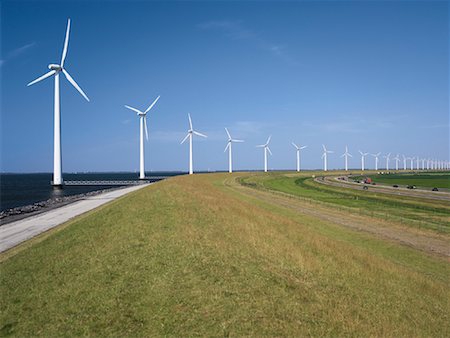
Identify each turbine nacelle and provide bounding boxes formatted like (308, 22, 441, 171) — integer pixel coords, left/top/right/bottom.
(48, 64, 62, 71)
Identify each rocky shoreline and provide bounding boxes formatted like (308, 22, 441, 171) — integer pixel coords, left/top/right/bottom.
(0, 187, 122, 225)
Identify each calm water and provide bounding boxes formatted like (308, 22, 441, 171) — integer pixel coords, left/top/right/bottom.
(0, 172, 183, 211)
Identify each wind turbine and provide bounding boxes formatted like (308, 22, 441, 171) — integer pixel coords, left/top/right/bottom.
(181, 114, 207, 175)
(421, 158, 425, 170)
(124, 96, 160, 179)
(402, 155, 407, 170)
(416, 157, 420, 170)
(341, 146, 352, 171)
(407, 157, 414, 170)
(256, 136, 272, 172)
(27, 18, 89, 187)
(224, 128, 244, 173)
(359, 151, 369, 171)
(292, 143, 307, 172)
(393, 154, 400, 170)
(383, 153, 391, 170)
(322, 145, 333, 171)
(371, 152, 381, 171)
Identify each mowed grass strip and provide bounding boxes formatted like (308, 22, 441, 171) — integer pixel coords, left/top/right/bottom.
(247, 174, 450, 234)
(1, 173, 449, 336)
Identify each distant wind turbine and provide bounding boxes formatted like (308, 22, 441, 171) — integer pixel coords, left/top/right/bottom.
(256, 136, 272, 172)
(393, 154, 400, 171)
(322, 145, 333, 171)
(371, 152, 381, 171)
(402, 155, 407, 170)
(27, 18, 89, 187)
(407, 157, 414, 170)
(124, 95, 160, 179)
(416, 157, 420, 170)
(341, 146, 352, 171)
(181, 114, 207, 175)
(359, 151, 369, 171)
(292, 143, 307, 172)
(224, 128, 244, 173)
(383, 153, 391, 170)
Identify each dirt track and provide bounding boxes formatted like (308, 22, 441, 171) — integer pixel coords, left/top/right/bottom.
(227, 177, 450, 259)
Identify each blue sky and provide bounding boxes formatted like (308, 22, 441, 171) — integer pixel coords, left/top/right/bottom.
(1, 0, 448, 172)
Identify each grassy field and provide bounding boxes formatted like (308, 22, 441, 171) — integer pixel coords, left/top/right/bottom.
(242, 173, 450, 234)
(354, 173, 450, 189)
(1, 173, 450, 336)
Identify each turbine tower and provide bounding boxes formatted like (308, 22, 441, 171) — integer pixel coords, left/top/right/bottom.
(292, 143, 307, 172)
(341, 146, 352, 171)
(256, 136, 272, 172)
(124, 96, 160, 179)
(359, 151, 369, 171)
(27, 19, 89, 187)
(371, 152, 381, 171)
(393, 154, 400, 171)
(181, 114, 207, 175)
(322, 145, 333, 171)
(407, 157, 414, 170)
(416, 157, 420, 170)
(402, 155, 407, 170)
(383, 153, 391, 170)
(224, 128, 244, 173)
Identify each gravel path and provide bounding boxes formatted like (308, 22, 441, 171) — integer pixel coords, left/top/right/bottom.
(0, 184, 150, 253)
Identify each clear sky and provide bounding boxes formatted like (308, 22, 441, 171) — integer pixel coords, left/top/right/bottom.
(1, 0, 449, 172)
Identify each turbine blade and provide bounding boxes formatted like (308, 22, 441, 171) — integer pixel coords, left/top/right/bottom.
(256, 144, 265, 148)
(60, 18, 71, 67)
(300, 146, 307, 149)
(193, 130, 207, 138)
(124, 105, 143, 114)
(322, 144, 326, 151)
(225, 127, 231, 139)
(27, 70, 56, 86)
(224, 142, 230, 152)
(188, 113, 193, 130)
(266, 135, 271, 144)
(62, 69, 89, 101)
(232, 139, 244, 143)
(180, 133, 189, 144)
(348, 153, 353, 157)
(144, 117, 148, 141)
(144, 95, 160, 113)
(292, 142, 299, 149)
(267, 147, 272, 156)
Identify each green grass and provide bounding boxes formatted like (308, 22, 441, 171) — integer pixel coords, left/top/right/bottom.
(355, 173, 450, 189)
(1, 173, 450, 336)
(241, 174, 450, 234)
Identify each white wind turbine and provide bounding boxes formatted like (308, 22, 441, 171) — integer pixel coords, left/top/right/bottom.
(322, 145, 333, 171)
(371, 152, 381, 171)
(407, 156, 414, 170)
(341, 146, 352, 171)
(402, 155, 407, 170)
(359, 150, 369, 171)
(393, 154, 400, 170)
(292, 143, 307, 172)
(224, 128, 244, 173)
(383, 153, 391, 170)
(124, 96, 160, 179)
(27, 18, 89, 187)
(256, 136, 272, 172)
(181, 114, 207, 175)
(416, 157, 420, 170)
(421, 158, 425, 170)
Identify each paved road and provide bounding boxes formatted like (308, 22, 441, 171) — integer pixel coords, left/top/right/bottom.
(0, 184, 150, 253)
(315, 176, 450, 202)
